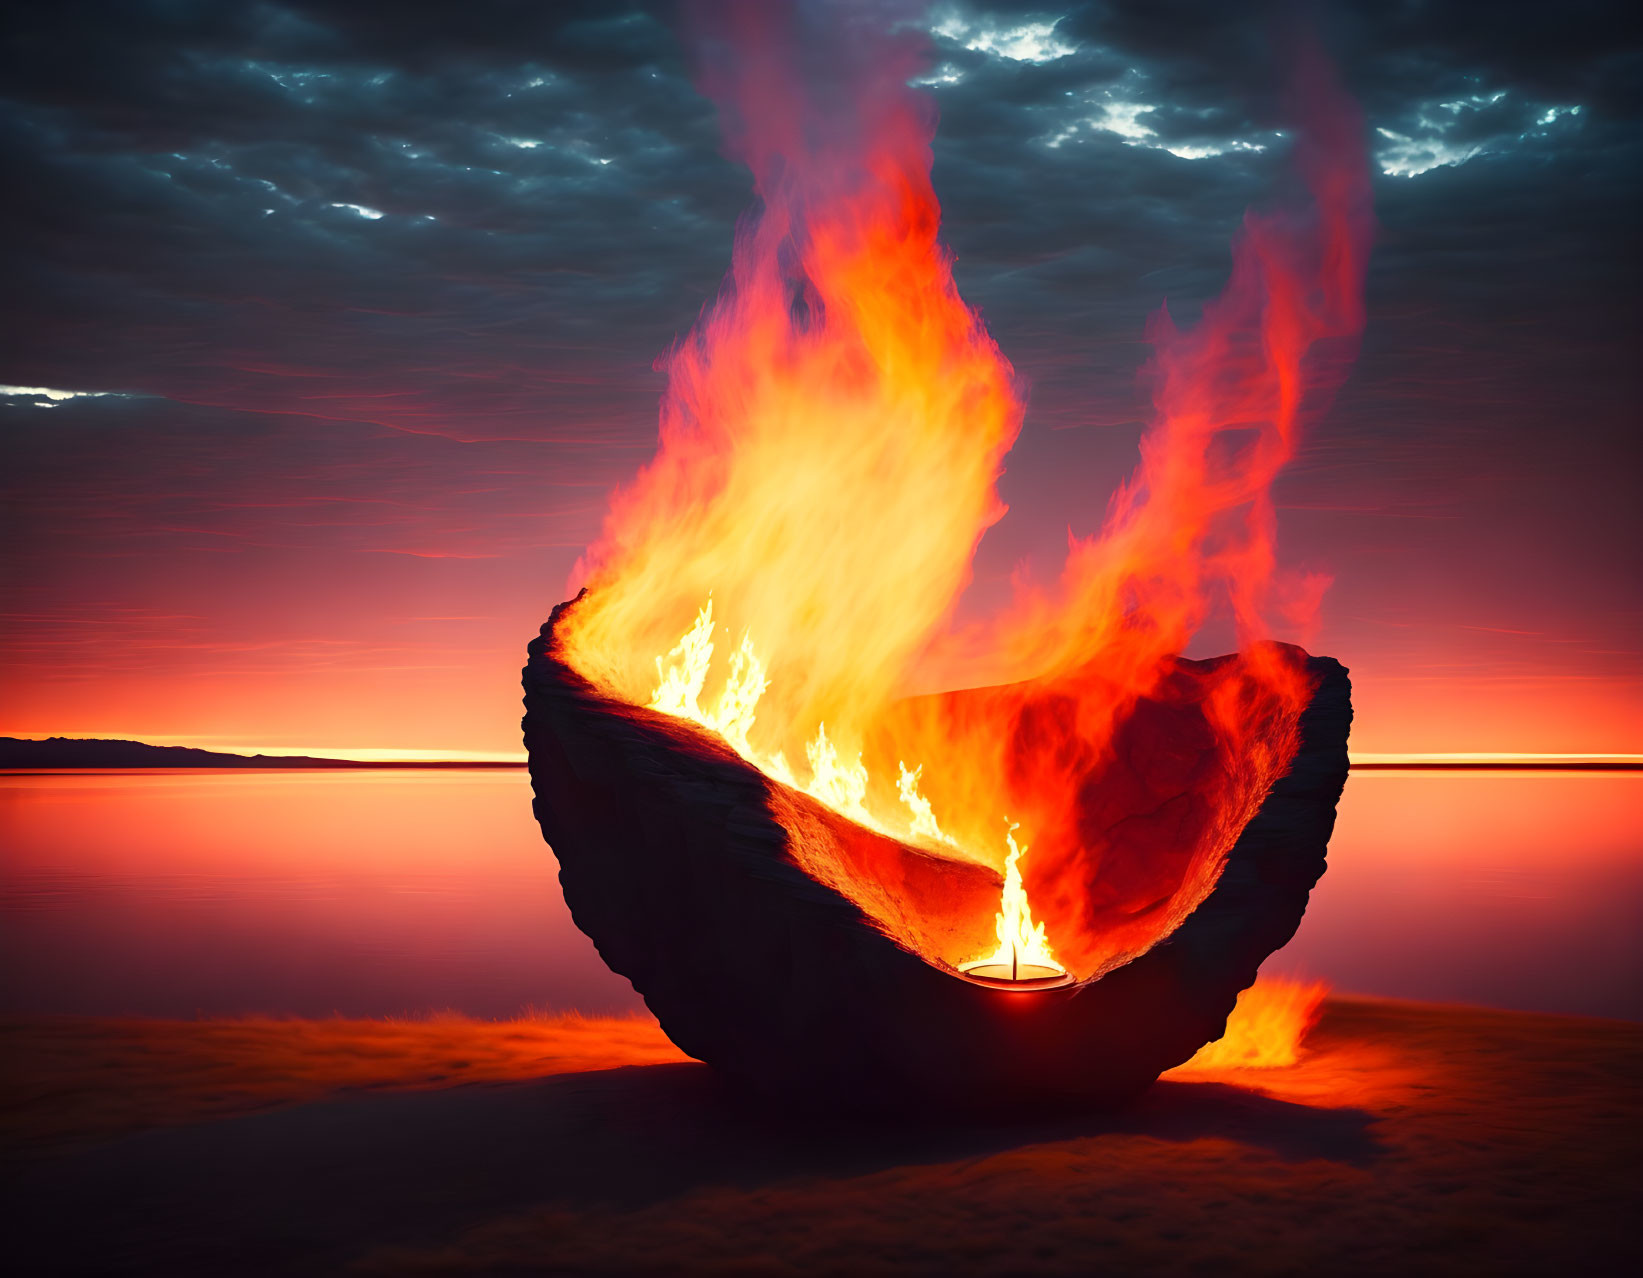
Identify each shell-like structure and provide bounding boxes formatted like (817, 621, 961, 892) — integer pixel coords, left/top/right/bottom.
(523, 596, 1351, 1112)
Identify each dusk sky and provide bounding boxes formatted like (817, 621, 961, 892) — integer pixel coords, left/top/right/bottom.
(2, 0, 1638, 759)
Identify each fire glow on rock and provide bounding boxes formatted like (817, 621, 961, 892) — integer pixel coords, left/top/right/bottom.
(557, 5, 1372, 985)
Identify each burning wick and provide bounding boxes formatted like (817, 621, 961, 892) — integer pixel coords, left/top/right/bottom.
(959, 823, 1069, 989)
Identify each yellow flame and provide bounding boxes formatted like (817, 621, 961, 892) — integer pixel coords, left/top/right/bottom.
(963, 823, 1063, 978)
(648, 602, 886, 832)
(896, 762, 955, 846)
(649, 598, 716, 721)
(804, 722, 881, 832)
(647, 603, 1062, 981)
(712, 632, 768, 758)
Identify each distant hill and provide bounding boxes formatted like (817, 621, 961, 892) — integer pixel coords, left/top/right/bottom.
(0, 737, 520, 769)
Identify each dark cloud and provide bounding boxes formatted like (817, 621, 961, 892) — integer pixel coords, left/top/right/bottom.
(0, 0, 738, 448)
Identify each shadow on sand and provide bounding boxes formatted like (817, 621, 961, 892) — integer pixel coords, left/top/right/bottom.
(6, 1060, 1379, 1274)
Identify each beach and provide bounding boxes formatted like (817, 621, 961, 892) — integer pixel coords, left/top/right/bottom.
(5, 997, 1638, 1275)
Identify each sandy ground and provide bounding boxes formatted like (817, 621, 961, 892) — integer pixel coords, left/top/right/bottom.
(2, 998, 1638, 1275)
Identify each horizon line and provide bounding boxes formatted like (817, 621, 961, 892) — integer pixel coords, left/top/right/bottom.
(3, 736, 1640, 772)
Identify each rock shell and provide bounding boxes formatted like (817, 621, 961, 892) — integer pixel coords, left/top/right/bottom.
(523, 596, 1351, 1112)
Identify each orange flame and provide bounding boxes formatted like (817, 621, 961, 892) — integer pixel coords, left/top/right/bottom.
(1172, 977, 1330, 1072)
(558, 8, 1371, 981)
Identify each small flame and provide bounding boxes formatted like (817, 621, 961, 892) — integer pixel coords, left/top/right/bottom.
(649, 605, 889, 832)
(714, 634, 768, 759)
(649, 597, 774, 761)
(962, 823, 1063, 980)
(896, 762, 954, 846)
(649, 598, 716, 722)
(1172, 977, 1328, 1072)
(804, 722, 880, 831)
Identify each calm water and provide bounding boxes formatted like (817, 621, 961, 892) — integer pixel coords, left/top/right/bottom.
(2, 768, 1639, 1021)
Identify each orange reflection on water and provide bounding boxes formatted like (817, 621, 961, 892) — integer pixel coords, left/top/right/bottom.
(1270, 771, 1643, 1019)
(0, 770, 643, 1019)
(2, 769, 1639, 1022)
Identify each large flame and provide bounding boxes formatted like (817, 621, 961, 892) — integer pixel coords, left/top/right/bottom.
(557, 6, 1371, 982)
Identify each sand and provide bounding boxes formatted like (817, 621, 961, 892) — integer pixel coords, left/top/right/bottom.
(3, 998, 1638, 1275)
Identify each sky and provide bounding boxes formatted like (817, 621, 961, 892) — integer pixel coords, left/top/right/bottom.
(1, 0, 1638, 759)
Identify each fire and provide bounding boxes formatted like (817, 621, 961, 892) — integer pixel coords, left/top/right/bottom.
(646, 597, 1060, 976)
(959, 824, 1062, 981)
(646, 598, 1045, 979)
(558, 8, 1371, 984)
(648, 596, 888, 833)
(1171, 977, 1330, 1072)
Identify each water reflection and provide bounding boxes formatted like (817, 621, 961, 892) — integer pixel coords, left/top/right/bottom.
(1270, 770, 1642, 1019)
(2, 768, 1638, 1021)
(0, 770, 642, 1018)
